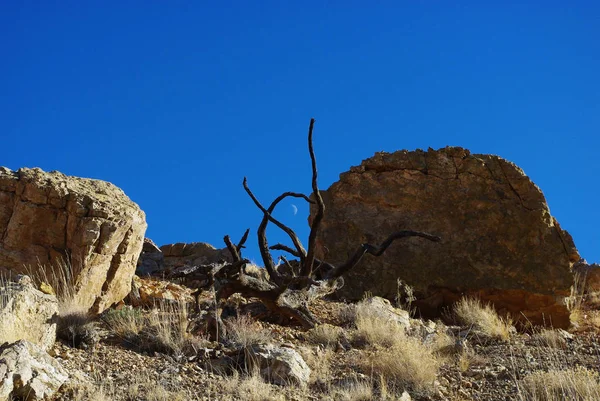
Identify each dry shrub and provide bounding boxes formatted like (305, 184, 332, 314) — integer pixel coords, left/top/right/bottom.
(57, 311, 99, 349)
(225, 313, 272, 348)
(306, 324, 342, 349)
(519, 367, 600, 401)
(453, 297, 513, 341)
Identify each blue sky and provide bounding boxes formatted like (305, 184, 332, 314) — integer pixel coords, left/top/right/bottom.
(1, 2, 598, 263)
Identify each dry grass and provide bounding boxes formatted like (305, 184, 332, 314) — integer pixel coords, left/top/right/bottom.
(350, 297, 441, 393)
(306, 323, 342, 349)
(453, 297, 513, 341)
(221, 370, 285, 401)
(363, 332, 441, 394)
(0, 274, 17, 345)
(328, 379, 374, 401)
(103, 302, 203, 357)
(531, 329, 567, 349)
(24, 258, 83, 315)
(224, 313, 272, 348)
(518, 366, 600, 401)
(298, 346, 334, 384)
(353, 301, 405, 348)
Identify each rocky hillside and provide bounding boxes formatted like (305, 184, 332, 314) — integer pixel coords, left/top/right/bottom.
(1, 149, 600, 401)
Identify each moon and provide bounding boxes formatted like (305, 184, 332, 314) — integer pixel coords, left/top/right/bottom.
(291, 204, 298, 216)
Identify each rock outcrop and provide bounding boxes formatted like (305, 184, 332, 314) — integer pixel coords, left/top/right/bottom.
(160, 242, 232, 271)
(136, 238, 164, 276)
(312, 147, 579, 327)
(0, 275, 58, 351)
(137, 240, 232, 276)
(0, 340, 69, 401)
(0, 167, 147, 314)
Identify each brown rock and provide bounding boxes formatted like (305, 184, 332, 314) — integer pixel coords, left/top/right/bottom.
(0, 167, 147, 314)
(136, 238, 164, 276)
(160, 242, 232, 272)
(312, 147, 579, 327)
(572, 259, 600, 307)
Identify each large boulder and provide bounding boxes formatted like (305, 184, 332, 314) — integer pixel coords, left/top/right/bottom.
(0, 340, 68, 401)
(0, 167, 147, 314)
(312, 147, 579, 327)
(0, 275, 58, 351)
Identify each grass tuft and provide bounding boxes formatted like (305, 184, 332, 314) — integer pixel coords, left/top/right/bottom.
(453, 297, 513, 341)
(518, 367, 600, 401)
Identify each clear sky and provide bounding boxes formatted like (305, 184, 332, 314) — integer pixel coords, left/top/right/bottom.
(1, 2, 598, 263)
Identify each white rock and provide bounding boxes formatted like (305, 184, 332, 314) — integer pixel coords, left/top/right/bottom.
(0, 278, 58, 350)
(247, 344, 311, 386)
(0, 340, 68, 401)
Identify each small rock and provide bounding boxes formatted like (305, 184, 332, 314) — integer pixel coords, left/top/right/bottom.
(246, 344, 311, 386)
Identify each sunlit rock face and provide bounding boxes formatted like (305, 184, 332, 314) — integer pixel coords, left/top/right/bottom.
(311, 147, 579, 328)
(0, 167, 147, 314)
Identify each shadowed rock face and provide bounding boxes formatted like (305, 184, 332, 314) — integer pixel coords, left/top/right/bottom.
(312, 147, 579, 328)
(0, 167, 147, 314)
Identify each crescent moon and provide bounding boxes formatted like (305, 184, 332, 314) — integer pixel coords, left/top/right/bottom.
(291, 204, 298, 215)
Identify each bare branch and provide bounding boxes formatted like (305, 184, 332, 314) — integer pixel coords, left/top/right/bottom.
(243, 177, 307, 265)
(236, 228, 250, 252)
(270, 243, 302, 258)
(224, 235, 242, 262)
(257, 192, 314, 284)
(325, 230, 441, 279)
(304, 118, 325, 276)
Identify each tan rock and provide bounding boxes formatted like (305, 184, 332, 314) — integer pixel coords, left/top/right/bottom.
(312, 147, 579, 328)
(0, 167, 147, 314)
(0, 276, 58, 351)
(128, 275, 194, 307)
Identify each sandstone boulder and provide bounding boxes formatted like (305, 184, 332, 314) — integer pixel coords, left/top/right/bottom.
(312, 147, 579, 327)
(0, 167, 147, 314)
(0, 340, 68, 401)
(0, 275, 58, 351)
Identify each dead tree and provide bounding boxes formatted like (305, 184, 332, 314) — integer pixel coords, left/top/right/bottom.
(214, 118, 441, 330)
